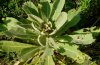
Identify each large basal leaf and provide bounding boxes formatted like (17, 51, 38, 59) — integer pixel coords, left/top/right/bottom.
(55, 35, 72, 43)
(66, 8, 81, 28)
(72, 28, 90, 34)
(52, 9, 81, 36)
(39, 1, 51, 22)
(5, 28, 38, 40)
(55, 12, 67, 31)
(50, 0, 65, 21)
(4, 17, 19, 30)
(22, 1, 38, 16)
(68, 8, 81, 22)
(27, 14, 44, 24)
(57, 43, 91, 63)
(40, 0, 51, 2)
(0, 41, 35, 53)
(69, 34, 95, 45)
(50, 12, 67, 35)
(4, 17, 24, 32)
(50, 8, 81, 36)
(5, 17, 38, 39)
(89, 27, 100, 37)
(30, 54, 41, 65)
(67, 14, 81, 28)
(48, 37, 58, 49)
(19, 47, 42, 62)
(40, 55, 55, 65)
(40, 45, 55, 65)
(73, 27, 100, 37)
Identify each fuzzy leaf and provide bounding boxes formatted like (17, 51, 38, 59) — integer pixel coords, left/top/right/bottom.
(56, 35, 72, 43)
(67, 14, 81, 28)
(27, 14, 44, 24)
(68, 8, 81, 22)
(0, 41, 34, 53)
(51, 9, 81, 36)
(4, 17, 38, 39)
(66, 8, 81, 28)
(39, 1, 51, 22)
(73, 27, 100, 37)
(57, 43, 91, 63)
(22, 1, 38, 16)
(40, 45, 54, 65)
(69, 34, 95, 45)
(50, 12, 67, 35)
(40, 55, 55, 65)
(19, 47, 42, 62)
(40, 0, 51, 2)
(50, 0, 65, 21)
(55, 12, 67, 30)
(4, 17, 19, 30)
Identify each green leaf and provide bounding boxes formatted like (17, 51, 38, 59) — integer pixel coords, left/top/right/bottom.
(40, 45, 54, 65)
(0, 41, 34, 53)
(72, 28, 90, 34)
(57, 43, 91, 63)
(5, 17, 38, 39)
(5, 28, 38, 40)
(48, 37, 58, 49)
(39, 1, 51, 22)
(72, 26, 100, 37)
(40, 55, 55, 65)
(68, 16, 80, 28)
(66, 8, 81, 28)
(27, 14, 44, 24)
(55, 12, 67, 30)
(56, 35, 72, 43)
(69, 34, 95, 45)
(50, 0, 65, 21)
(19, 46, 43, 62)
(51, 9, 81, 36)
(5, 17, 19, 30)
(50, 12, 67, 35)
(67, 14, 81, 28)
(22, 1, 38, 16)
(90, 27, 100, 37)
(68, 8, 81, 22)
(30, 55, 41, 65)
(40, 0, 51, 2)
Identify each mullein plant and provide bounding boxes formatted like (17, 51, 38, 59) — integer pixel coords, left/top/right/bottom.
(0, 0, 99, 65)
